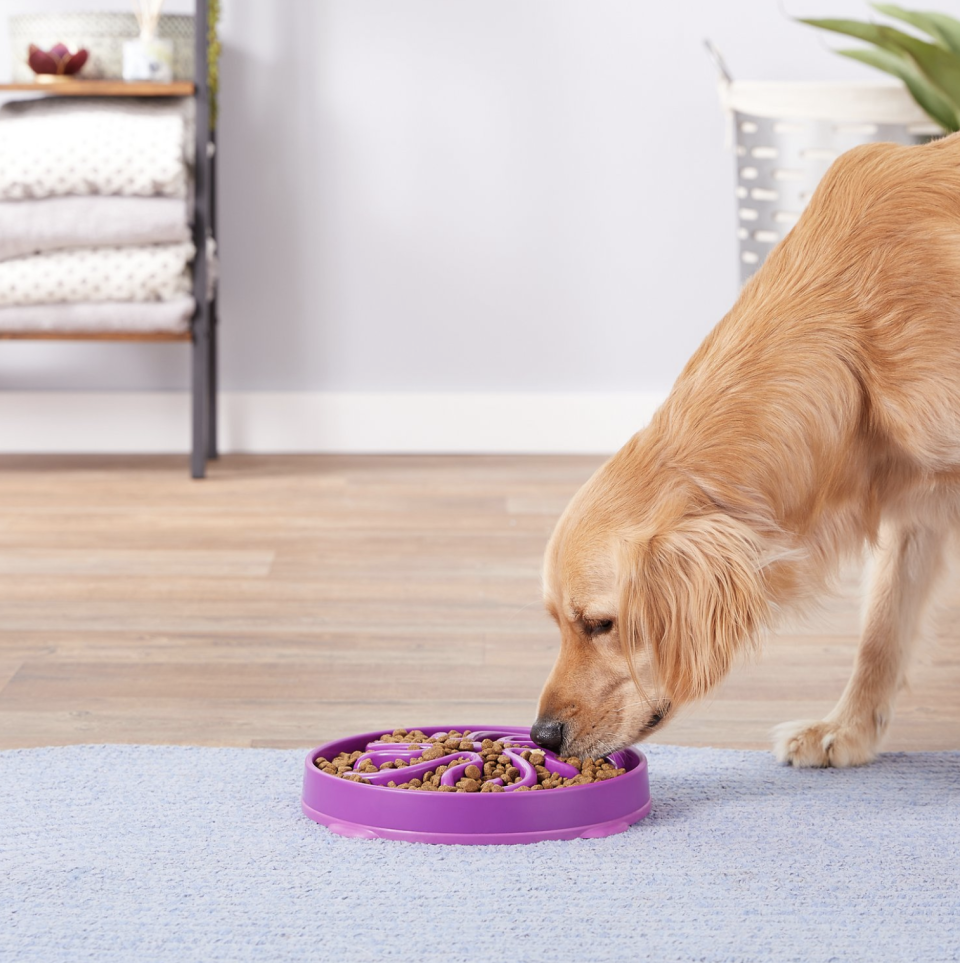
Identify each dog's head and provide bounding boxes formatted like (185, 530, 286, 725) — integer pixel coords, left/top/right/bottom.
(533, 454, 776, 758)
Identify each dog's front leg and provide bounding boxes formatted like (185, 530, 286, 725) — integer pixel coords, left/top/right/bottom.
(773, 521, 946, 767)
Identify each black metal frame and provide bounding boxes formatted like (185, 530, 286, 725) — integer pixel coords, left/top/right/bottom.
(191, 0, 218, 478)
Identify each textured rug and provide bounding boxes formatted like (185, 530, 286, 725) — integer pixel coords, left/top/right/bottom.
(2, 744, 958, 963)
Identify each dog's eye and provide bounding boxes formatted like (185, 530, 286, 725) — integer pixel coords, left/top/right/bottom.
(585, 619, 614, 637)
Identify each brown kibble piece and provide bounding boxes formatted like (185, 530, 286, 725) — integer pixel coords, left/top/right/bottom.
(464, 765, 481, 780)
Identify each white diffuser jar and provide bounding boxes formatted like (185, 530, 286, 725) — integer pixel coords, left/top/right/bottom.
(122, 35, 173, 82)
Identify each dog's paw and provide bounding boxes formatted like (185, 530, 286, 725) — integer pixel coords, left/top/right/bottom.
(772, 718, 879, 768)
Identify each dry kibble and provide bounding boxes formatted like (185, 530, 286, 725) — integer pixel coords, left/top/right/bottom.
(315, 732, 625, 792)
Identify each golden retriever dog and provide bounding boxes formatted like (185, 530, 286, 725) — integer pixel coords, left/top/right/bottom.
(532, 132, 960, 767)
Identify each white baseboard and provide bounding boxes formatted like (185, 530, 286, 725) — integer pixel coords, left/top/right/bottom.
(0, 391, 666, 454)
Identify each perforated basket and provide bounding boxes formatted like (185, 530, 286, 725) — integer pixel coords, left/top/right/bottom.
(719, 80, 940, 282)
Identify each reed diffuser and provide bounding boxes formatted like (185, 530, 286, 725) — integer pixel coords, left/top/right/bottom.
(122, 0, 173, 83)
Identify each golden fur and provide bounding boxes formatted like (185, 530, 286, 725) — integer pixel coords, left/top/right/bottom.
(537, 133, 960, 766)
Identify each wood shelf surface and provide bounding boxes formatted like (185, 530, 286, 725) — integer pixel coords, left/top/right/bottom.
(0, 330, 191, 342)
(0, 80, 195, 97)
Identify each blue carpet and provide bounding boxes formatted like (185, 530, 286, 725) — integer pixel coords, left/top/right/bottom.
(1, 744, 958, 963)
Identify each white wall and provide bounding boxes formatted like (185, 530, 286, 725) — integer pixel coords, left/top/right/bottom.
(0, 1, 882, 447)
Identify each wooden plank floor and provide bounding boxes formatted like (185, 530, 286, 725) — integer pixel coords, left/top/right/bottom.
(1, 454, 958, 753)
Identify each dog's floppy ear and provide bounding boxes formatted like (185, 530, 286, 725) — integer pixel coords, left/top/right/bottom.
(618, 513, 774, 705)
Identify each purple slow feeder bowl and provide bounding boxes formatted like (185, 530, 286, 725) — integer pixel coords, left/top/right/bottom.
(301, 725, 651, 845)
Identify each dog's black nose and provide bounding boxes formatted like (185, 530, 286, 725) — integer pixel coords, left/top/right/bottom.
(530, 719, 564, 753)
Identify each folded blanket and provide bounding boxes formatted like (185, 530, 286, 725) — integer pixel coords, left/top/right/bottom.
(0, 242, 195, 306)
(0, 98, 193, 201)
(0, 195, 190, 261)
(0, 297, 194, 333)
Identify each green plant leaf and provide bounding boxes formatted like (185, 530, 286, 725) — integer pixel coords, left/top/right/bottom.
(799, 17, 919, 52)
(871, 4, 960, 57)
(800, 18, 960, 107)
(839, 45, 958, 129)
(882, 29, 960, 104)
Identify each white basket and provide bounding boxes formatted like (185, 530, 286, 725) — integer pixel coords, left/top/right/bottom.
(720, 81, 940, 282)
(9, 12, 195, 83)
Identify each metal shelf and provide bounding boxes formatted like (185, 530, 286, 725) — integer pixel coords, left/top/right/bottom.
(1, 3, 217, 477)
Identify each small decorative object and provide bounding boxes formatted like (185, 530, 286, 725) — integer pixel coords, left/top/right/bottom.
(799, 3, 960, 132)
(27, 42, 88, 82)
(10, 13, 195, 82)
(122, 0, 173, 83)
